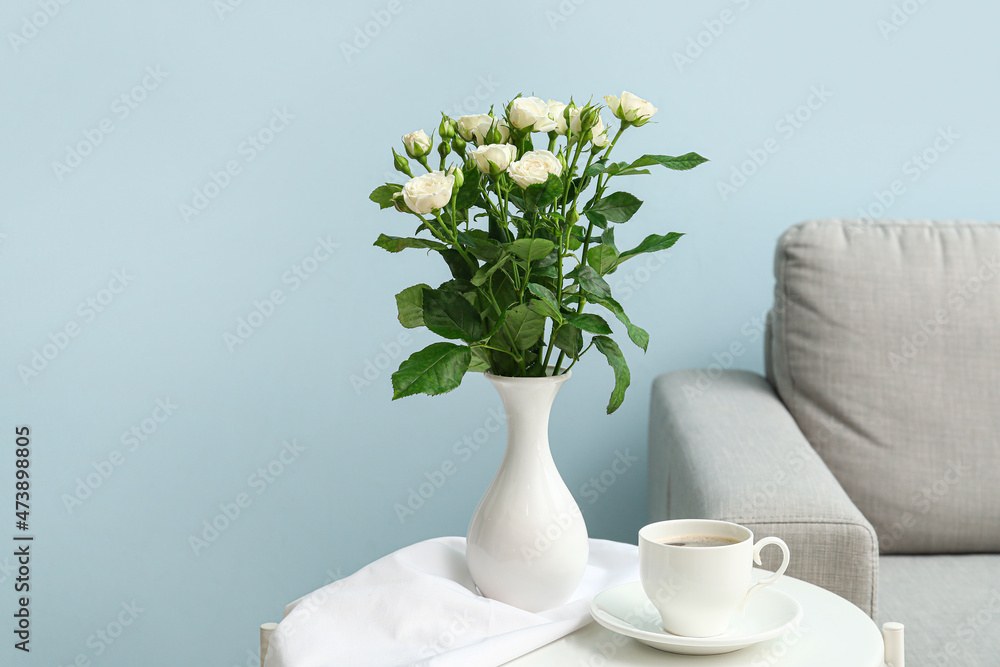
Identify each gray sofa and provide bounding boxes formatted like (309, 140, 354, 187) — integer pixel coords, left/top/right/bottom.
(649, 219, 1000, 665)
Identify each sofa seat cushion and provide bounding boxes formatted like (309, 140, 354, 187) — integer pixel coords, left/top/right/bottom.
(767, 219, 1000, 553)
(878, 554, 1000, 666)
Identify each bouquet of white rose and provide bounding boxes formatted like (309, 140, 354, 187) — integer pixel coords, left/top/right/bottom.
(370, 91, 706, 413)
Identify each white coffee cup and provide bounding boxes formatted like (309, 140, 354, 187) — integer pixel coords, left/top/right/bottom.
(638, 519, 790, 637)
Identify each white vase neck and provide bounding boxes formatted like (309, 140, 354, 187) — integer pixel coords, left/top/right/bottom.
(486, 372, 569, 458)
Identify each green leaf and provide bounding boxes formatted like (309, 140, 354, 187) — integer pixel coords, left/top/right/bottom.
(601, 227, 618, 252)
(471, 252, 511, 286)
(589, 294, 649, 352)
(461, 231, 503, 262)
(496, 303, 545, 351)
(568, 225, 587, 250)
(487, 215, 512, 244)
(585, 209, 608, 230)
(391, 343, 471, 399)
(605, 161, 629, 174)
(530, 264, 558, 279)
(568, 265, 612, 299)
(563, 311, 613, 335)
(523, 173, 563, 211)
(395, 283, 430, 328)
(440, 248, 476, 281)
(483, 308, 507, 339)
(527, 283, 562, 322)
(567, 176, 591, 204)
(628, 152, 709, 171)
(587, 245, 620, 275)
(529, 299, 560, 321)
(369, 184, 403, 209)
(554, 324, 583, 359)
(437, 279, 475, 294)
(536, 249, 559, 267)
(468, 346, 490, 373)
(605, 161, 650, 177)
(490, 272, 519, 313)
(584, 159, 608, 178)
(618, 233, 684, 262)
(593, 335, 631, 414)
(589, 192, 643, 223)
(510, 238, 556, 263)
(374, 234, 446, 253)
(456, 168, 481, 209)
(422, 289, 486, 343)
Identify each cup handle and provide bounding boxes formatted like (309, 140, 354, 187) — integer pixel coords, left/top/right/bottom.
(737, 536, 790, 615)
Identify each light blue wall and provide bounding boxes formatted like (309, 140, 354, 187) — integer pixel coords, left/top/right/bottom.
(2, 0, 996, 664)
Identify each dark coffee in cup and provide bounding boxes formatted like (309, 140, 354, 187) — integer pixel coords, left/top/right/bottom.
(656, 534, 741, 548)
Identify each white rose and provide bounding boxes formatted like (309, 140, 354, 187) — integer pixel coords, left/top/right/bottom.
(604, 91, 658, 125)
(568, 109, 607, 146)
(507, 149, 563, 189)
(590, 115, 609, 147)
(402, 129, 431, 158)
(456, 114, 491, 141)
(509, 96, 558, 133)
(470, 143, 518, 176)
(401, 170, 455, 215)
(565, 107, 581, 137)
(470, 117, 510, 145)
(547, 100, 568, 134)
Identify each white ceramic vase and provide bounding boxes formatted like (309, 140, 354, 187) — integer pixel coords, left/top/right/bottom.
(466, 371, 589, 612)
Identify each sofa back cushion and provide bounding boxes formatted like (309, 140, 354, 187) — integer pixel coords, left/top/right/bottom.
(767, 219, 1000, 554)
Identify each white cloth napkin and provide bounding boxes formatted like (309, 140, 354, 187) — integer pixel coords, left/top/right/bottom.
(263, 536, 639, 667)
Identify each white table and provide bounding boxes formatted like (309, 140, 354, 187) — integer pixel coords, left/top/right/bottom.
(506, 570, 886, 666)
(258, 541, 901, 667)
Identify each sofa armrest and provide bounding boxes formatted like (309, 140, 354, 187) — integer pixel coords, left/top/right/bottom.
(648, 369, 879, 618)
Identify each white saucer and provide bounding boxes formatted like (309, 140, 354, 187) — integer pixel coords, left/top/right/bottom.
(590, 581, 803, 656)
